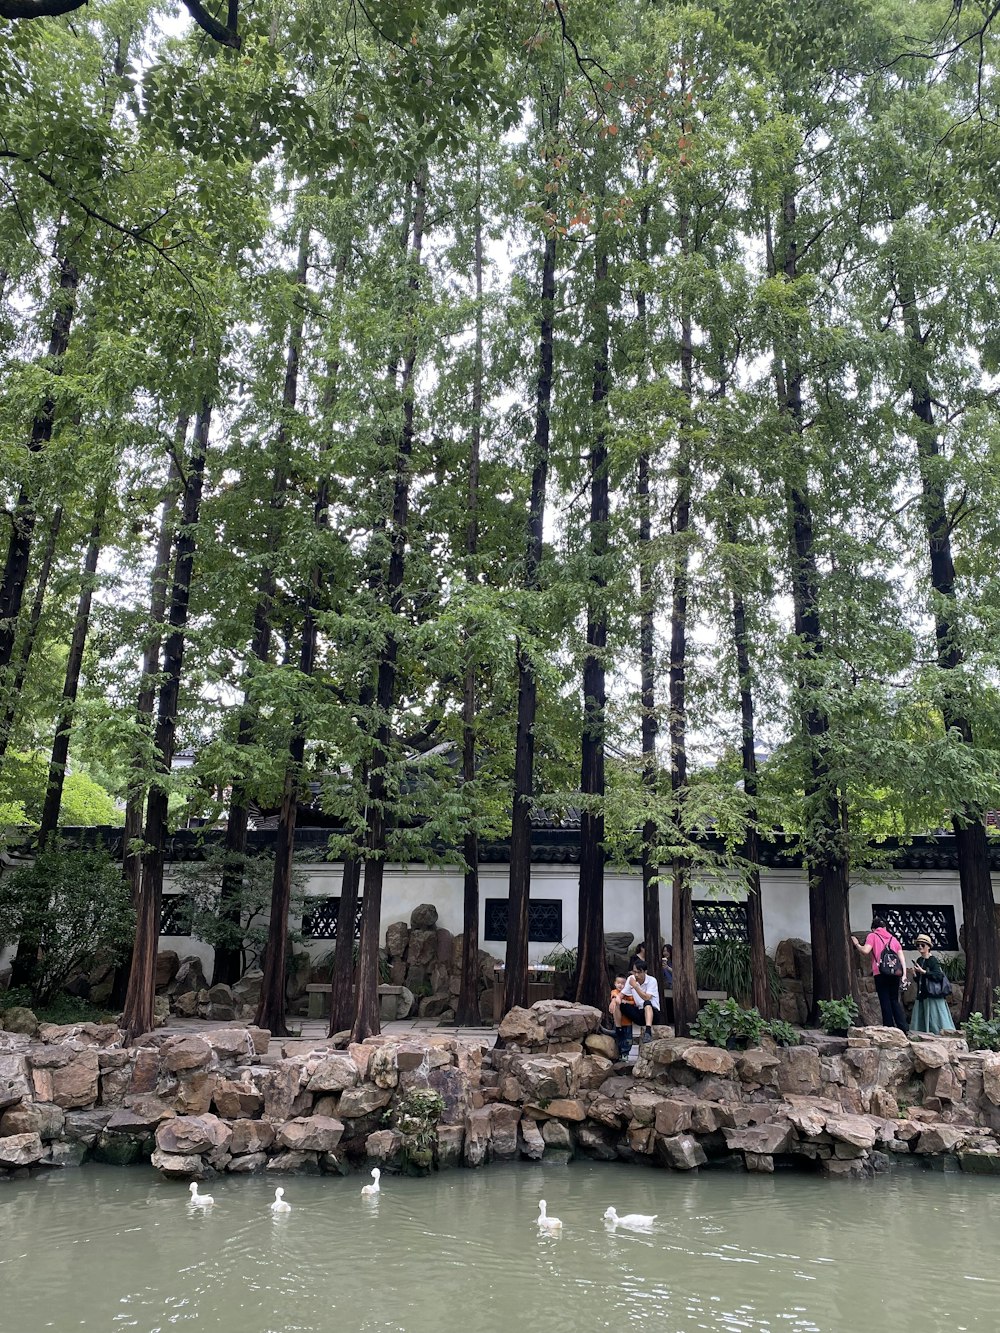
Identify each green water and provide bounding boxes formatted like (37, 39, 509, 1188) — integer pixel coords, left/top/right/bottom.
(0, 1161, 993, 1332)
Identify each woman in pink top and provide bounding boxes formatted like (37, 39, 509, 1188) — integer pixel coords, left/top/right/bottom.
(852, 915, 908, 1031)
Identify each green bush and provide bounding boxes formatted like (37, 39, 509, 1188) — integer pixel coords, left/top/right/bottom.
(963, 990, 1000, 1051)
(765, 1018, 800, 1047)
(694, 939, 781, 1005)
(0, 847, 134, 1005)
(540, 945, 578, 974)
(816, 996, 859, 1033)
(690, 997, 766, 1048)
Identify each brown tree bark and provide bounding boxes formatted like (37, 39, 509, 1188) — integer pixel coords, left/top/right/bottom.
(216, 231, 310, 988)
(352, 173, 427, 1043)
(504, 99, 560, 1017)
(575, 215, 610, 1012)
(121, 393, 213, 1041)
(0, 254, 78, 676)
(633, 193, 662, 972)
(329, 855, 361, 1035)
(0, 504, 63, 765)
(37, 490, 107, 843)
(771, 194, 853, 1010)
(900, 285, 1000, 1018)
(112, 421, 185, 1011)
(456, 168, 485, 1028)
(670, 183, 698, 1037)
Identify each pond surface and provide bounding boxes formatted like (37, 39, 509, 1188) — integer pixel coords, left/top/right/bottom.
(0, 1161, 994, 1332)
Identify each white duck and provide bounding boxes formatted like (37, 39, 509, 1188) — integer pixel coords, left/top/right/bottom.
(188, 1182, 214, 1208)
(270, 1187, 291, 1214)
(603, 1206, 657, 1231)
(536, 1199, 562, 1234)
(361, 1168, 381, 1197)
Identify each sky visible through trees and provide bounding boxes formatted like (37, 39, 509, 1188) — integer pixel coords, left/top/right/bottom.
(2, 0, 1000, 1034)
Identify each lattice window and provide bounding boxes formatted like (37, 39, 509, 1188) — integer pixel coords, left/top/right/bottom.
(692, 899, 749, 944)
(301, 897, 364, 941)
(484, 898, 563, 944)
(870, 904, 959, 951)
(160, 895, 192, 936)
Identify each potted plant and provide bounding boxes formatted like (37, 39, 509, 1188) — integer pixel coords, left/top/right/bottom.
(817, 996, 859, 1037)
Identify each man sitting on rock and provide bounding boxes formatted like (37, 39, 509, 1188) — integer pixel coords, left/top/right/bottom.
(615, 961, 660, 1055)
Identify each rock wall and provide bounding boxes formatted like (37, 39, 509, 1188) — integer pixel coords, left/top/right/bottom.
(3, 1002, 999, 1183)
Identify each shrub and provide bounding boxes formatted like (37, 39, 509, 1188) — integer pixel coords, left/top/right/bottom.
(384, 1088, 445, 1171)
(0, 847, 134, 1005)
(816, 996, 859, 1033)
(540, 945, 578, 974)
(694, 939, 781, 1005)
(963, 989, 1000, 1051)
(690, 997, 766, 1048)
(765, 1019, 800, 1047)
(940, 954, 966, 983)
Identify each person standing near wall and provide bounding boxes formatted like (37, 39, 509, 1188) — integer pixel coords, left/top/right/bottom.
(852, 915, 908, 1031)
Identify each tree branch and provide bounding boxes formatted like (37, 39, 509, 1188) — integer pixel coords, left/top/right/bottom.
(0, 0, 240, 47)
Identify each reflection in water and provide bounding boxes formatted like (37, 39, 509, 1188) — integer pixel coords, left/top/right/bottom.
(0, 1162, 996, 1331)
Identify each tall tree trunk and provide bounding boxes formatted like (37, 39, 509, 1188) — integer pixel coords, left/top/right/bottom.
(727, 519, 770, 1016)
(575, 217, 610, 1011)
(0, 254, 78, 675)
(38, 490, 106, 842)
(216, 231, 310, 988)
(10, 495, 104, 993)
(456, 167, 485, 1028)
(329, 855, 361, 1035)
(670, 186, 697, 1037)
(112, 421, 185, 1010)
(770, 196, 853, 1011)
(0, 503, 63, 765)
(504, 99, 559, 1017)
(900, 286, 1000, 1018)
(634, 191, 662, 978)
(352, 174, 427, 1043)
(122, 393, 213, 1041)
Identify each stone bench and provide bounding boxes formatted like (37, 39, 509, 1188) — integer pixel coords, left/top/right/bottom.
(305, 984, 405, 1022)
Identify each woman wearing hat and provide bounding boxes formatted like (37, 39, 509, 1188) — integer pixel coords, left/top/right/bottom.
(910, 934, 954, 1035)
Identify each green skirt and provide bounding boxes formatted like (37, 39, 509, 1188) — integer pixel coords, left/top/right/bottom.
(909, 996, 955, 1035)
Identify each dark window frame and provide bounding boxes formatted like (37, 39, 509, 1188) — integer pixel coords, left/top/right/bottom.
(870, 903, 959, 951)
(301, 897, 364, 942)
(691, 899, 749, 944)
(484, 898, 563, 944)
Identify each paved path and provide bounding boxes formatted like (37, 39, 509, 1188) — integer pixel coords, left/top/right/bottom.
(162, 1016, 498, 1056)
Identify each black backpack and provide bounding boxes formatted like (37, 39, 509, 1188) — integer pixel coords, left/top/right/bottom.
(877, 931, 903, 978)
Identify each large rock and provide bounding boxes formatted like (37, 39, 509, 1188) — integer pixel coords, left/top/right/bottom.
(170, 956, 208, 996)
(205, 1029, 256, 1061)
(105, 1099, 175, 1134)
(497, 1007, 545, 1048)
(658, 1133, 707, 1170)
(338, 1084, 393, 1118)
(0, 1131, 44, 1167)
(916, 1124, 967, 1154)
(1, 1006, 39, 1037)
(410, 903, 439, 930)
(227, 1152, 268, 1174)
(777, 1045, 822, 1096)
(174, 1071, 218, 1116)
(365, 1128, 405, 1163)
(774, 938, 812, 984)
(912, 1041, 950, 1072)
(584, 1033, 619, 1061)
(825, 1114, 878, 1149)
(155, 1113, 231, 1156)
(306, 1054, 359, 1094)
(736, 1049, 781, 1083)
(683, 1046, 735, 1076)
(155, 951, 180, 990)
(385, 921, 410, 959)
(368, 1045, 399, 1090)
(48, 1050, 99, 1109)
(276, 1116, 344, 1153)
(262, 1061, 304, 1122)
(534, 1000, 602, 1042)
(982, 1053, 1000, 1107)
(723, 1123, 793, 1155)
(62, 1109, 113, 1144)
(150, 1150, 206, 1179)
(408, 930, 438, 966)
(0, 1102, 64, 1141)
(162, 1035, 213, 1073)
(213, 1077, 263, 1120)
(0, 1052, 30, 1110)
(229, 1119, 276, 1156)
(232, 971, 264, 1008)
(654, 1098, 693, 1137)
(519, 1117, 545, 1160)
